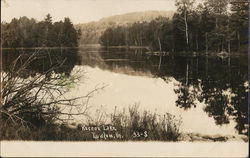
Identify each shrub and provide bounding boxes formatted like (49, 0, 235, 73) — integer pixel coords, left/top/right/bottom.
(0, 51, 95, 140)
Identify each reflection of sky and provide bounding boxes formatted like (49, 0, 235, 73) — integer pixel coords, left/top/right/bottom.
(66, 65, 238, 136)
(1, 0, 176, 24)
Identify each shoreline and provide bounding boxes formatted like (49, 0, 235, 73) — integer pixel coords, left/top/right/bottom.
(1, 46, 247, 55)
(1, 45, 149, 50)
(177, 133, 248, 142)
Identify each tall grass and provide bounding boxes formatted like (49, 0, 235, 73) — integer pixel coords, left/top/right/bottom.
(1, 105, 182, 141)
(110, 105, 182, 141)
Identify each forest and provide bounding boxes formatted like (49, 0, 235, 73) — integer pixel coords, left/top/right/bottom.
(1, 14, 81, 48)
(75, 10, 174, 45)
(99, 0, 249, 53)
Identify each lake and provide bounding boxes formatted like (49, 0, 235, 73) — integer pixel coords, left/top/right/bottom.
(2, 46, 248, 136)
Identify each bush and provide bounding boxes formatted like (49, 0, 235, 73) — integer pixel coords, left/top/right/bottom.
(0, 51, 95, 140)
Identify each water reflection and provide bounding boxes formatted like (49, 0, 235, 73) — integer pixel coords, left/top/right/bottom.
(2, 48, 80, 78)
(118, 48, 247, 135)
(2, 47, 248, 135)
(78, 47, 248, 135)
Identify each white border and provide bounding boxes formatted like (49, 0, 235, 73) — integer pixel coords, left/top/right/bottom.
(1, 141, 249, 157)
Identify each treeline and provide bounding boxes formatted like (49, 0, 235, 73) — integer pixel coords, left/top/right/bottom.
(99, 17, 173, 51)
(75, 11, 173, 45)
(99, 0, 248, 53)
(1, 14, 81, 48)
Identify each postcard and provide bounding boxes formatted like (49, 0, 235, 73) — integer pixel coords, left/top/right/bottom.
(1, 0, 249, 157)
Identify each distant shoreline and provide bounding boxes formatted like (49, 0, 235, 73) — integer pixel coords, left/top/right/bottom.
(1, 45, 150, 50)
(1, 46, 247, 56)
(1, 47, 80, 50)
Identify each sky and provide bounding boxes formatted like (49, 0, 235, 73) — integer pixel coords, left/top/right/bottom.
(1, 0, 177, 24)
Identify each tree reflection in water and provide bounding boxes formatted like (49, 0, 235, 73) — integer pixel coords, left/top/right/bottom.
(168, 55, 248, 135)
(2, 48, 80, 78)
(2, 47, 248, 135)
(97, 48, 248, 135)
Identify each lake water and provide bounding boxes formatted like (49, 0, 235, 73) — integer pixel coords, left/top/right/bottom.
(2, 46, 248, 136)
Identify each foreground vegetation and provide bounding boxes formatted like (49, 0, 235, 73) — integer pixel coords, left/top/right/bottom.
(1, 105, 182, 141)
(2, 103, 247, 141)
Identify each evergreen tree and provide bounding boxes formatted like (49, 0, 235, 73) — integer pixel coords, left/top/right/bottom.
(1, 14, 80, 48)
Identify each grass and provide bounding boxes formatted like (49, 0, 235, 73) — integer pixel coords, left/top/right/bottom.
(0, 105, 182, 141)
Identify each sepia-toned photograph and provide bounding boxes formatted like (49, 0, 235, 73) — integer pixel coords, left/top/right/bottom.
(0, 0, 249, 157)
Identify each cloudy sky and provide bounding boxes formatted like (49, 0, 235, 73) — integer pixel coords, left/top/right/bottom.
(1, 0, 177, 24)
